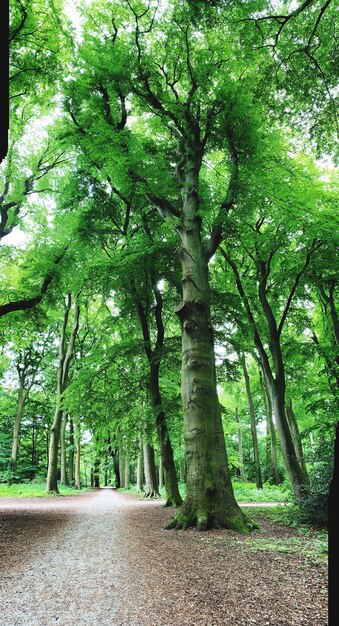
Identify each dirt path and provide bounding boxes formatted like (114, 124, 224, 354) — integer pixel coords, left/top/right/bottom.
(0, 489, 327, 626)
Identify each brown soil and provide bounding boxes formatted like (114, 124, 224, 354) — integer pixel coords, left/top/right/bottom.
(0, 489, 328, 626)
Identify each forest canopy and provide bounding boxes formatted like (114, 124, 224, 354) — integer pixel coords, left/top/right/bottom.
(0, 0, 338, 530)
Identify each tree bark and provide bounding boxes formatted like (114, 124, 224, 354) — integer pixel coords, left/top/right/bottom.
(118, 450, 125, 488)
(168, 152, 249, 531)
(235, 406, 246, 482)
(159, 455, 164, 490)
(143, 442, 159, 498)
(242, 357, 263, 489)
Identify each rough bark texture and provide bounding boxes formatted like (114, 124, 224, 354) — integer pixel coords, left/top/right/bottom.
(143, 442, 159, 498)
(242, 358, 263, 489)
(169, 153, 250, 531)
(179, 458, 186, 483)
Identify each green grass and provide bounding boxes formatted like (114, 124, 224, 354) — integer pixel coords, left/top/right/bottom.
(0, 482, 91, 498)
(232, 481, 292, 502)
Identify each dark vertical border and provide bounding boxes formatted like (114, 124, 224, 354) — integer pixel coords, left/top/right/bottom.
(0, 0, 9, 163)
(329, 421, 338, 625)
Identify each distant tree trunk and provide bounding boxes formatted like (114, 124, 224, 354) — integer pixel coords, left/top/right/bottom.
(159, 455, 164, 490)
(136, 436, 144, 492)
(286, 400, 307, 476)
(60, 413, 68, 485)
(143, 442, 159, 498)
(134, 278, 182, 507)
(10, 384, 29, 473)
(119, 450, 125, 488)
(242, 357, 263, 489)
(93, 458, 100, 488)
(235, 406, 246, 481)
(223, 249, 310, 501)
(124, 453, 130, 490)
(68, 418, 74, 485)
(74, 420, 81, 489)
(46, 295, 80, 494)
(259, 367, 281, 485)
(31, 416, 37, 474)
(90, 467, 94, 487)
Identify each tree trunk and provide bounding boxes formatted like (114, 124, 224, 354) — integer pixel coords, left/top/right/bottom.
(168, 155, 249, 531)
(259, 368, 281, 485)
(270, 379, 309, 501)
(242, 358, 262, 489)
(136, 436, 144, 492)
(74, 423, 81, 490)
(93, 457, 100, 488)
(124, 453, 130, 490)
(68, 418, 74, 485)
(60, 413, 68, 485)
(119, 450, 125, 488)
(159, 455, 164, 490)
(10, 384, 28, 473)
(46, 295, 80, 494)
(286, 399, 307, 476)
(143, 442, 159, 498)
(235, 406, 246, 482)
(179, 457, 186, 483)
(150, 364, 182, 507)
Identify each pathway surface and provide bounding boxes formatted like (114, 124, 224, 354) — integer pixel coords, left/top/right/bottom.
(0, 489, 327, 626)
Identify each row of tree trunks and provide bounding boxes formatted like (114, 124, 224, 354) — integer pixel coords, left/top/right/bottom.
(242, 357, 263, 489)
(46, 294, 80, 493)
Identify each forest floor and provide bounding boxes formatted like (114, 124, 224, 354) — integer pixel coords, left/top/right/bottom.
(0, 489, 328, 626)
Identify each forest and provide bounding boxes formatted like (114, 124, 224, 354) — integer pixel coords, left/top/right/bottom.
(0, 0, 338, 540)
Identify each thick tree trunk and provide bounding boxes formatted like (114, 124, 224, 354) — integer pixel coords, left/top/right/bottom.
(286, 400, 307, 476)
(60, 413, 68, 485)
(168, 156, 250, 531)
(242, 358, 263, 489)
(235, 406, 246, 482)
(143, 442, 159, 498)
(10, 384, 28, 473)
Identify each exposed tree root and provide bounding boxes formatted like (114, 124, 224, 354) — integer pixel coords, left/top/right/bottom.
(163, 506, 258, 532)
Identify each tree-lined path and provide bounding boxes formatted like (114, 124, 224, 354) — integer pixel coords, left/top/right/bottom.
(0, 490, 327, 626)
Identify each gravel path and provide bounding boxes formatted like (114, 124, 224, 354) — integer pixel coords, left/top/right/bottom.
(0, 489, 328, 626)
